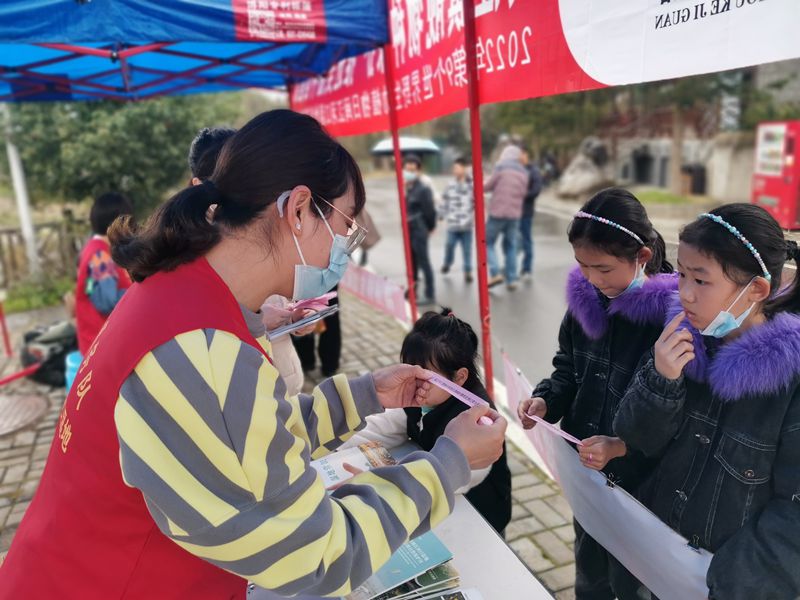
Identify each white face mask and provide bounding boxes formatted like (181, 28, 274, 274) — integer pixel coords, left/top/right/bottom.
(700, 279, 756, 338)
(604, 262, 646, 299)
(277, 191, 350, 301)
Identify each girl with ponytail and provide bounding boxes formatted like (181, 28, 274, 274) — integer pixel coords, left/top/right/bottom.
(342, 308, 512, 535)
(517, 187, 678, 599)
(615, 203, 800, 598)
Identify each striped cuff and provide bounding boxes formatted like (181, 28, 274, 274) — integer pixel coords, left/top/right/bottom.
(420, 436, 471, 493)
(346, 373, 383, 419)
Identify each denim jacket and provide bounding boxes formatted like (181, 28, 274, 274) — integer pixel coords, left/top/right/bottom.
(614, 303, 800, 599)
(533, 268, 678, 491)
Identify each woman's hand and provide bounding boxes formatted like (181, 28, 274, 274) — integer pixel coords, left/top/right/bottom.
(444, 405, 508, 469)
(517, 396, 547, 430)
(372, 364, 434, 409)
(654, 312, 695, 380)
(578, 436, 626, 470)
(262, 303, 317, 336)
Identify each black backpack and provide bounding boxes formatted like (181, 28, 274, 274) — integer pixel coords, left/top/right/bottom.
(20, 320, 78, 387)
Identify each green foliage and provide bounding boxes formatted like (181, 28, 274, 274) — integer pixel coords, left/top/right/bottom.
(4, 273, 73, 314)
(6, 93, 244, 215)
(494, 89, 617, 154)
(634, 187, 693, 205)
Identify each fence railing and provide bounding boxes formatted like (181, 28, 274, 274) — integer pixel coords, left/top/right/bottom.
(0, 214, 88, 287)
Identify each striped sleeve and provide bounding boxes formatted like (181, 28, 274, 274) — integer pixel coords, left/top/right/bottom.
(114, 328, 470, 596)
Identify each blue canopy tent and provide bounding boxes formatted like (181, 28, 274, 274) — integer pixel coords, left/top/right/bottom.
(0, 0, 390, 358)
(0, 0, 388, 102)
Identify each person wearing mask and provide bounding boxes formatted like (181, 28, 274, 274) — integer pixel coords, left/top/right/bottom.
(188, 125, 308, 396)
(74, 192, 134, 355)
(485, 146, 529, 291)
(404, 154, 437, 305)
(0, 110, 507, 599)
(519, 147, 543, 280)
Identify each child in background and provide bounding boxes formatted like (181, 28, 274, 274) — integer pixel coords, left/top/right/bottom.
(614, 204, 800, 599)
(343, 309, 512, 534)
(440, 157, 475, 283)
(517, 188, 677, 600)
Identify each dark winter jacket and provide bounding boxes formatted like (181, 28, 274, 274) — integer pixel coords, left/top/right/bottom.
(404, 383, 512, 535)
(533, 268, 678, 491)
(614, 301, 800, 600)
(406, 179, 436, 235)
(522, 164, 543, 219)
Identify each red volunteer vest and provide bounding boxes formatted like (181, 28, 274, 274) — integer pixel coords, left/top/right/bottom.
(75, 236, 132, 355)
(0, 258, 272, 599)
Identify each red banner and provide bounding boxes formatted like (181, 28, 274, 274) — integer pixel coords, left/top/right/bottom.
(291, 0, 603, 136)
(292, 0, 800, 137)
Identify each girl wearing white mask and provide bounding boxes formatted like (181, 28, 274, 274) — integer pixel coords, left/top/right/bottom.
(518, 188, 677, 600)
(0, 110, 508, 599)
(615, 203, 800, 599)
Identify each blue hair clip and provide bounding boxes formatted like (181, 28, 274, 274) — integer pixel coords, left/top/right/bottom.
(574, 210, 644, 246)
(699, 213, 772, 281)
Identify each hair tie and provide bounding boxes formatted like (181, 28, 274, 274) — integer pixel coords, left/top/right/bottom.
(788, 240, 800, 262)
(200, 179, 224, 206)
(699, 213, 772, 281)
(573, 211, 644, 246)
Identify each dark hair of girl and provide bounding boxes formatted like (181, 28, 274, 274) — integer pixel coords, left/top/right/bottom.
(568, 187, 673, 275)
(188, 126, 236, 180)
(680, 203, 800, 316)
(400, 308, 490, 401)
(90, 192, 133, 236)
(110, 110, 366, 282)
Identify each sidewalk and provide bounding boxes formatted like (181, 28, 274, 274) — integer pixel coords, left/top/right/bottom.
(0, 295, 578, 598)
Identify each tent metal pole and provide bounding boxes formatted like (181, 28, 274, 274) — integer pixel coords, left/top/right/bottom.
(462, 0, 494, 399)
(382, 45, 418, 322)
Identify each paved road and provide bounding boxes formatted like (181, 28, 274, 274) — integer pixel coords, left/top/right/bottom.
(362, 174, 575, 387)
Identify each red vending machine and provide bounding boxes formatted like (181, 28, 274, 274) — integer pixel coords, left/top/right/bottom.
(752, 120, 800, 230)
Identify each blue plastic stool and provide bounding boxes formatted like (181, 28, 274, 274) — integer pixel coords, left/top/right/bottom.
(65, 351, 83, 391)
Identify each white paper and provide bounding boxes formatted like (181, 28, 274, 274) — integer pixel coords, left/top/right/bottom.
(502, 354, 713, 600)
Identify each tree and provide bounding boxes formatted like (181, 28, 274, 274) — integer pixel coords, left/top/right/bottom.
(6, 93, 244, 215)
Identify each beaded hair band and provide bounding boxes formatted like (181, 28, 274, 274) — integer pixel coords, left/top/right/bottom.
(699, 213, 772, 282)
(573, 211, 644, 246)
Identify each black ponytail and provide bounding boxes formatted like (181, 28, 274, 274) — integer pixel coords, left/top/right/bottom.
(400, 308, 489, 400)
(765, 240, 800, 316)
(110, 183, 223, 282)
(680, 203, 800, 317)
(109, 109, 365, 282)
(568, 187, 673, 275)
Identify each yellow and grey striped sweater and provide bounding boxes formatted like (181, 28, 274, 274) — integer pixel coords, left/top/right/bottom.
(113, 306, 470, 597)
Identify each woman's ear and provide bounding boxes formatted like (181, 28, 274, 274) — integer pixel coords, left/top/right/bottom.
(453, 367, 469, 387)
(749, 276, 772, 304)
(637, 246, 653, 265)
(285, 186, 313, 235)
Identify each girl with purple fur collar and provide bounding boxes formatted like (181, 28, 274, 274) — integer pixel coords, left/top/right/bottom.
(517, 188, 676, 600)
(614, 204, 800, 599)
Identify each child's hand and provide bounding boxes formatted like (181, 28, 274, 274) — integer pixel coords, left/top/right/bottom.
(654, 312, 696, 380)
(578, 436, 627, 470)
(517, 397, 547, 430)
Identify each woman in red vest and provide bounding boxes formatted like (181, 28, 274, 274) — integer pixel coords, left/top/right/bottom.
(74, 192, 133, 355)
(0, 110, 507, 599)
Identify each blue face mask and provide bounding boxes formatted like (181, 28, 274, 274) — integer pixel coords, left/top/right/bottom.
(604, 263, 646, 299)
(278, 191, 350, 301)
(403, 170, 417, 183)
(700, 280, 755, 338)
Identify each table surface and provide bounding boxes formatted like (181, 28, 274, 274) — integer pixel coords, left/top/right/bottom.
(434, 496, 552, 600)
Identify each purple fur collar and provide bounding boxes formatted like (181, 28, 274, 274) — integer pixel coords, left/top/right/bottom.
(566, 267, 678, 340)
(665, 299, 800, 402)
